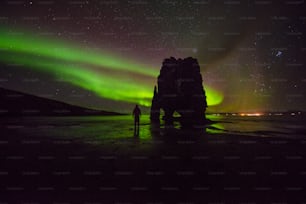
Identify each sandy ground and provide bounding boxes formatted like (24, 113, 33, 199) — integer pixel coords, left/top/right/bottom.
(1, 116, 306, 203)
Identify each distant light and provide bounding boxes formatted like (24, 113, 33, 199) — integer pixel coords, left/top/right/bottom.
(276, 51, 282, 57)
(239, 113, 263, 116)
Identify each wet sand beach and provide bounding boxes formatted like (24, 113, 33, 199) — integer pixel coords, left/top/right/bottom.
(1, 115, 306, 203)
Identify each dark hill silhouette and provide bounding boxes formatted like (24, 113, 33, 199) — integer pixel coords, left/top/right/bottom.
(0, 87, 122, 116)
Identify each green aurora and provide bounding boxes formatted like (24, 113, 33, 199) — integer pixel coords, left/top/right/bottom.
(0, 27, 223, 107)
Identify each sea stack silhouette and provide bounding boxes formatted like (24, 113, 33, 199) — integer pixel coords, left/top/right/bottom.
(150, 57, 208, 126)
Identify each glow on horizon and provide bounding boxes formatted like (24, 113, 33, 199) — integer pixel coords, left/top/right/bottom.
(239, 112, 263, 116)
(0, 27, 224, 107)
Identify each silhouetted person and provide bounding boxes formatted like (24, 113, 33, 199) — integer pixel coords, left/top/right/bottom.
(133, 105, 141, 135)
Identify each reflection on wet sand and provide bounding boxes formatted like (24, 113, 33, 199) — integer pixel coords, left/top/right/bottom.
(1, 114, 306, 202)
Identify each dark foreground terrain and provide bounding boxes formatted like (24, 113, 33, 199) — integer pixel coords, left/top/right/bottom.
(1, 115, 306, 203)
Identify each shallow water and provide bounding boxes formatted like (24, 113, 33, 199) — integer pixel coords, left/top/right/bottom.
(212, 114, 306, 138)
(2, 115, 306, 141)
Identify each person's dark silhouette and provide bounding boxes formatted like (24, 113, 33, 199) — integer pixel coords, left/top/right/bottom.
(132, 105, 141, 135)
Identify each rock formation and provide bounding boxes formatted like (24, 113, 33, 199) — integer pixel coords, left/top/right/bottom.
(150, 57, 207, 124)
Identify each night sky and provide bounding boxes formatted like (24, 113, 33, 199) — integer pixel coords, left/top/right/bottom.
(1, 0, 306, 113)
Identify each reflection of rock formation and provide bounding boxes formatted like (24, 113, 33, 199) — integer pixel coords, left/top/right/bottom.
(150, 57, 208, 124)
(150, 86, 160, 121)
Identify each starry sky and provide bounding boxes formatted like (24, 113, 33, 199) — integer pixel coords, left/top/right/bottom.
(0, 0, 306, 113)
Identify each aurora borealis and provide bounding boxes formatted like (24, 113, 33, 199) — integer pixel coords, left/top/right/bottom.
(0, 27, 223, 107)
(0, 1, 305, 112)
(0, 27, 158, 77)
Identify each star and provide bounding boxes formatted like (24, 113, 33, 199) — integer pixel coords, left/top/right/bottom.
(0, 1, 305, 112)
(276, 51, 282, 57)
